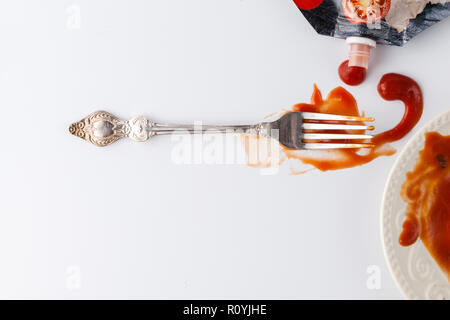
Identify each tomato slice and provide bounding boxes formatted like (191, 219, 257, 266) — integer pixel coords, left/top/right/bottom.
(293, 0, 323, 10)
(342, 0, 390, 24)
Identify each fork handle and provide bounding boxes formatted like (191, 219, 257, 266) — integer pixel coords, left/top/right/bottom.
(69, 111, 271, 147)
(151, 123, 257, 135)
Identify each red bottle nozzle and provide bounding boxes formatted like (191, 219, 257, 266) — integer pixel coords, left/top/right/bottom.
(346, 37, 376, 69)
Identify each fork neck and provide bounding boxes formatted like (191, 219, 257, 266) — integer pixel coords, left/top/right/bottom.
(149, 123, 260, 135)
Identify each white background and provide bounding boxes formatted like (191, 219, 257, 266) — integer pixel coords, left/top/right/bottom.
(0, 0, 449, 299)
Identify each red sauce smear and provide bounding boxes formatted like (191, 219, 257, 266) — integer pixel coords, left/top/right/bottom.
(374, 73, 423, 144)
(287, 73, 423, 171)
(399, 132, 450, 282)
(338, 60, 366, 86)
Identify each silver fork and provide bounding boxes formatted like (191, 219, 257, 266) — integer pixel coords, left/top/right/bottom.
(69, 111, 374, 149)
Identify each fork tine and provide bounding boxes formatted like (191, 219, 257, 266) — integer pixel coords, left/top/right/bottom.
(303, 143, 375, 149)
(302, 123, 375, 131)
(301, 112, 374, 122)
(303, 133, 373, 140)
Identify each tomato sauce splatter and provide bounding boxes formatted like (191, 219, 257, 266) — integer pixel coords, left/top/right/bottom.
(242, 73, 423, 173)
(287, 73, 422, 171)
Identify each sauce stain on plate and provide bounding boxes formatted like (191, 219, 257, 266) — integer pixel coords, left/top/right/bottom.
(399, 132, 450, 282)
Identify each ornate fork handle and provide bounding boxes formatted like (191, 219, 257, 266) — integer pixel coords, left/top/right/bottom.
(69, 111, 265, 147)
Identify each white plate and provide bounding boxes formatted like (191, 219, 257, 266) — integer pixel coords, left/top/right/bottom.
(381, 110, 450, 300)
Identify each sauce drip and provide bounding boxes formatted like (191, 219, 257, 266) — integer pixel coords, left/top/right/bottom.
(399, 132, 450, 281)
(338, 60, 366, 86)
(242, 73, 423, 173)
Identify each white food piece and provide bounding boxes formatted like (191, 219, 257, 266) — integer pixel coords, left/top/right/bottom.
(386, 0, 450, 32)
